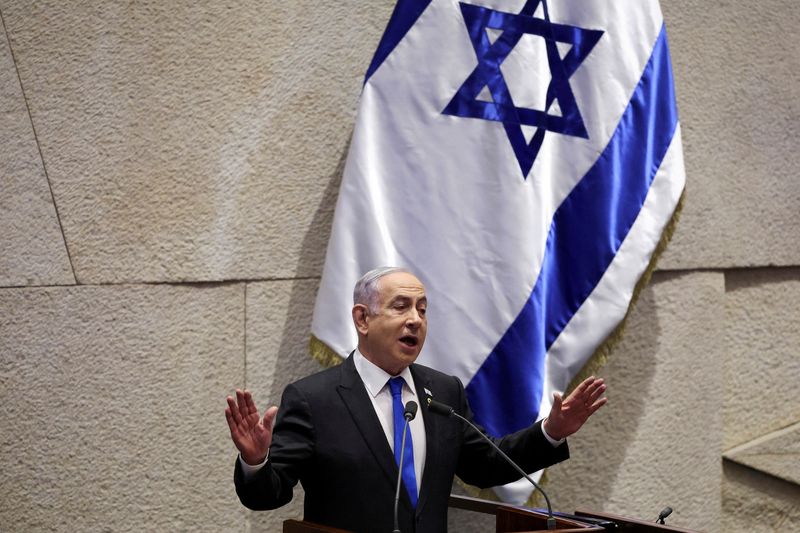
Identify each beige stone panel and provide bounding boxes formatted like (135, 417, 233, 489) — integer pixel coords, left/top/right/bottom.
(658, 0, 800, 269)
(244, 278, 326, 530)
(0, 21, 73, 286)
(722, 461, 800, 533)
(724, 421, 800, 487)
(1, 1, 394, 284)
(0, 284, 245, 531)
(541, 272, 725, 532)
(724, 268, 800, 451)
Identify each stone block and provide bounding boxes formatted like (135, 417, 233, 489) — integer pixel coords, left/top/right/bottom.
(659, 0, 800, 269)
(0, 283, 245, 531)
(543, 271, 725, 532)
(724, 268, 800, 450)
(723, 461, 800, 533)
(1, 1, 394, 284)
(244, 278, 326, 531)
(0, 24, 73, 286)
(724, 422, 800, 487)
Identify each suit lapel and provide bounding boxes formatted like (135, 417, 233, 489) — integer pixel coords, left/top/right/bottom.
(336, 354, 399, 489)
(412, 365, 439, 517)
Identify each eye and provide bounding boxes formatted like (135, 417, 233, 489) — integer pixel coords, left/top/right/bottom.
(418, 307, 427, 316)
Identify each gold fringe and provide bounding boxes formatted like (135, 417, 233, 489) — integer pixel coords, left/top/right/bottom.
(309, 334, 344, 368)
(309, 192, 685, 508)
(563, 190, 685, 397)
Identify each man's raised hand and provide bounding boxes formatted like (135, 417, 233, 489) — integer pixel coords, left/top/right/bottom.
(225, 389, 278, 465)
(543, 376, 607, 441)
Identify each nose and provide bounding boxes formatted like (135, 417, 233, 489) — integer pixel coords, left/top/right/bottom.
(406, 309, 422, 328)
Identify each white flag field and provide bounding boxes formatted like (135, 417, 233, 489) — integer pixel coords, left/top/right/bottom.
(311, 0, 685, 503)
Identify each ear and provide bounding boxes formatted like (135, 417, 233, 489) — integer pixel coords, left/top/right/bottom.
(352, 304, 370, 335)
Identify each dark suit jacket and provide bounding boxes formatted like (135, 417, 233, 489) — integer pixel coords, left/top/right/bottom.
(234, 354, 569, 533)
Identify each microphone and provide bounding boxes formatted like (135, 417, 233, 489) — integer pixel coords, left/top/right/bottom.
(404, 401, 418, 421)
(656, 506, 673, 524)
(393, 400, 417, 533)
(427, 399, 557, 531)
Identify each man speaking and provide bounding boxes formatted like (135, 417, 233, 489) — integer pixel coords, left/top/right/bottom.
(225, 267, 606, 532)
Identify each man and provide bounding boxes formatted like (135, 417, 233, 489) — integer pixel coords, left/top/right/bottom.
(225, 267, 606, 532)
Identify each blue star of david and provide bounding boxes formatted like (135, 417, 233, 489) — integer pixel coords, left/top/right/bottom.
(442, 0, 603, 179)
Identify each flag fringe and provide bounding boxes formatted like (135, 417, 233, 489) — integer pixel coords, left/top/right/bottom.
(563, 190, 685, 396)
(307, 192, 684, 508)
(456, 190, 685, 507)
(309, 334, 345, 368)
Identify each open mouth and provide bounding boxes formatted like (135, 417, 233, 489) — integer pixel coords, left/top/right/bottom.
(399, 336, 418, 348)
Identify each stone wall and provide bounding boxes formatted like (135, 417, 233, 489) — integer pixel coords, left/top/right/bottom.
(1, 1, 797, 531)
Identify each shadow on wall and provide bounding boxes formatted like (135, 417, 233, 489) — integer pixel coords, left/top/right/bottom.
(247, 134, 350, 532)
(724, 266, 800, 292)
(274, 133, 351, 390)
(542, 277, 663, 514)
(722, 460, 800, 532)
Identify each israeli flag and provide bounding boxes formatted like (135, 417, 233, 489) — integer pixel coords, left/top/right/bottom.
(311, 0, 684, 503)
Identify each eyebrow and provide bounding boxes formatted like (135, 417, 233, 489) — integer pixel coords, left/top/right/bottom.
(388, 295, 427, 305)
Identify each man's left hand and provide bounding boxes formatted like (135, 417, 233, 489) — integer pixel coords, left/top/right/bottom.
(543, 376, 607, 441)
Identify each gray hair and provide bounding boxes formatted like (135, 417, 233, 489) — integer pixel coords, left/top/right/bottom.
(353, 266, 411, 313)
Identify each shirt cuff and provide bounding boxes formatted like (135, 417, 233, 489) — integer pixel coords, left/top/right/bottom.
(540, 419, 566, 447)
(238, 452, 269, 479)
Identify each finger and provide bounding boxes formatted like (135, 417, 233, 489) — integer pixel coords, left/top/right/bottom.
(586, 377, 604, 393)
(263, 406, 279, 429)
(551, 392, 563, 413)
(587, 397, 608, 416)
(225, 408, 243, 439)
(574, 377, 604, 403)
(244, 390, 260, 416)
(569, 377, 595, 400)
(236, 389, 250, 421)
(227, 396, 243, 425)
(586, 382, 607, 404)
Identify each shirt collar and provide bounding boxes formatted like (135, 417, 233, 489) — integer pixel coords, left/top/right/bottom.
(354, 348, 417, 398)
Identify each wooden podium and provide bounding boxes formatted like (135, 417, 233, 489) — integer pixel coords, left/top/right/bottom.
(282, 494, 702, 532)
(448, 494, 604, 532)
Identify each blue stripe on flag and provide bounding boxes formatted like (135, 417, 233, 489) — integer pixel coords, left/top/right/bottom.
(466, 25, 679, 437)
(365, 0, 433, 83)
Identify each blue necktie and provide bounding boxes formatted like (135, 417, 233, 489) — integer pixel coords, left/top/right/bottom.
(389, 376, 418, 508)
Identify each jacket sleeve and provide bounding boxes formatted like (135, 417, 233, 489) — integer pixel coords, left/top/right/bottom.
(233, 383, 316, 510)
(452, 376, 570, 488)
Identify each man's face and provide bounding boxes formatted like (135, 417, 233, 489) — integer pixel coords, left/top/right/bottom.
(355, 272, 428, 376)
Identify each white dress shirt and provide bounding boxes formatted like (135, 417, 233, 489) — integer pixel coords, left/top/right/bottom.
(352, 349, 426, 493)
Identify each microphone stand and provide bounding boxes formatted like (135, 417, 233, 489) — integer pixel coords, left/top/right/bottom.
(393, 401, 417, 533)
(428, 399, 557, 530)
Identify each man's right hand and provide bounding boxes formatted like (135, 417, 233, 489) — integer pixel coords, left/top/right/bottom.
(225, 389, 278, 465)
